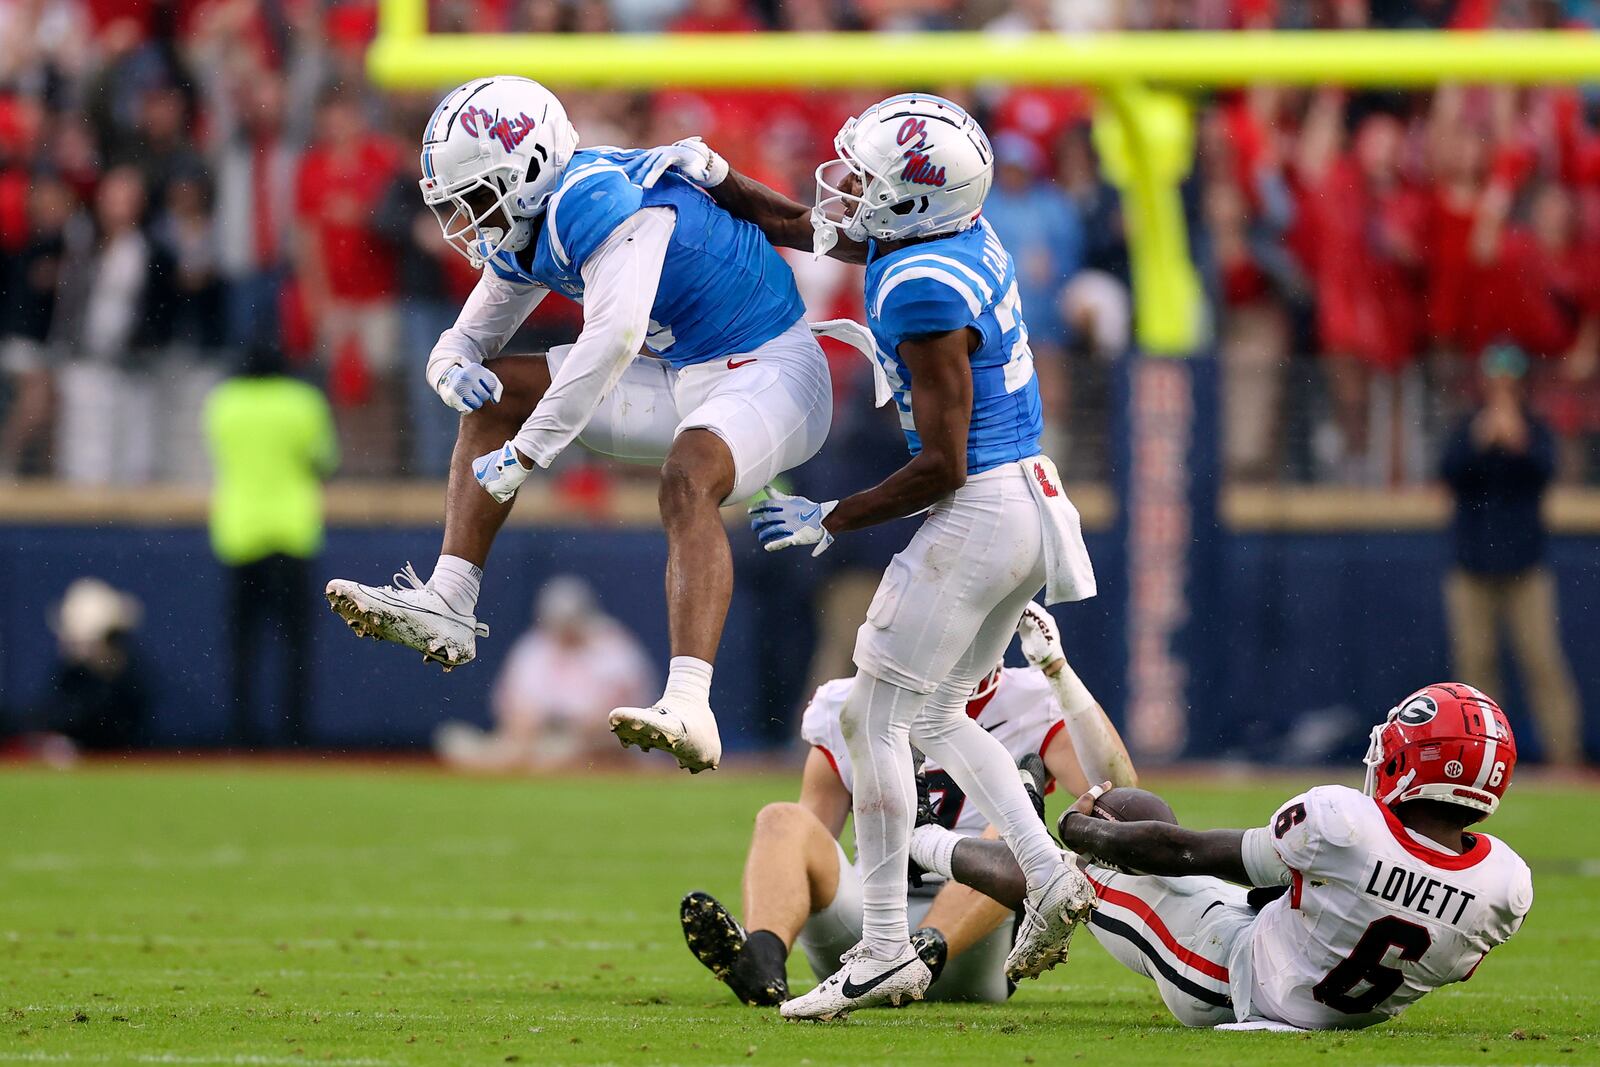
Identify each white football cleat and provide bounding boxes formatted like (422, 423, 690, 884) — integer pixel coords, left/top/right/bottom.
(325, 563, 488, 672)
(779, 942, 930, 1022)
(607, 702, 722, 773)
(1004, 858, 1097, 982)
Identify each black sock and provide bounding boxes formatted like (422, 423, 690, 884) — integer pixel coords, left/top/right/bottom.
(740, 929, 788, 979)
(727, 929, 789, 1006)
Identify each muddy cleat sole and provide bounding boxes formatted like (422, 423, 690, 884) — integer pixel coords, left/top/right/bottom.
(679, 892, 786, 1006)
(325, 568, 487, 673)
(608, 705, 720, 773)
(1005, 861, 1096, 982)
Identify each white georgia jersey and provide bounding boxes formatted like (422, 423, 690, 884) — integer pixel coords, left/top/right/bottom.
(800, 667, 1064, 839)
(1239, 784, 1532, 1030)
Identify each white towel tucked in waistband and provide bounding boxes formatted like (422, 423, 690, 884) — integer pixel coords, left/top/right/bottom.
(1019, 454, 1097, 605)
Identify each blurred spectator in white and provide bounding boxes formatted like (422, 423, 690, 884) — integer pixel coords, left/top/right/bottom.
(1059, 269, 1130, 360)
(293, 89, 402, 476)
(193, 0, 320, 351)
(205, 342, 338, 748)
(435, 576, 655, 772)
(36, 576, 150, 753)
(0, 0, 92, 90)
(982, 132, 1083, 457)
(1441, 344, 1584, 766)
(55, 165, 157, 484)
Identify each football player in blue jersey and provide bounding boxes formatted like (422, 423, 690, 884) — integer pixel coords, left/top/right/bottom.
(643, 94, 1103, 1017)
(325, 77, 834, 774)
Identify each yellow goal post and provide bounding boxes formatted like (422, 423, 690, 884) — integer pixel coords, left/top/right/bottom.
(367, 0, 1600, 354)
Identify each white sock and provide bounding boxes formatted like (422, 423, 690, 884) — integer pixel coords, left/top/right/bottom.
(844, 672, 927, 955)
(660, 656, 713, 710)
(428, 555, 482, 616)
(909, 823, 960, 881)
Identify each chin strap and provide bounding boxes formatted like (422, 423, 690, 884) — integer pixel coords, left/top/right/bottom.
(500, 218, 533, 253)
(810, 206, 840, 259)
(1381, 768, 1417, 806)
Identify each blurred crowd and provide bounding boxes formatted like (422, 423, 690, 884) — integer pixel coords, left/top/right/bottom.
(2, 0, 1599, 488)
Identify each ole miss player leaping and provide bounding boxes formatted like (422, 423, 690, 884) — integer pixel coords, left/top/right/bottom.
(908, 681, 1533, 1031)
(641, 95, 1103, 1018)
(325, 77, 834, 774)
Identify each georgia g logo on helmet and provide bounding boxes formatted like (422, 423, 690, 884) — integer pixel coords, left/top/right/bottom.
(1394, 693, 1438, 726)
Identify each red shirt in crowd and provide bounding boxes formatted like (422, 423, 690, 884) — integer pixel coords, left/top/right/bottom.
(295, 138, 401, 303)
(1297, 156, 1426, 372)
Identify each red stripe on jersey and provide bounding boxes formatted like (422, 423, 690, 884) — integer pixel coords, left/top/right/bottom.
(1038, 719, 1065, 759)
(1289, 868, 1303, 909)
(1037, 720, 1065, 796)
(816, 745, 841, 781)
(1376, 800, 1492, 871)
(1087, 873, 1230, 983)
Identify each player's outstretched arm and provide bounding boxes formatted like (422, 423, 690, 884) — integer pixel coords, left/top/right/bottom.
(1019, 604, 1138, 791)
(1057, 785, 1252, 884)
(640, 138, 868, 264)
(711, 169, 866, 263)
(748, 330, 972, 554)
(824, 330, 974, 533)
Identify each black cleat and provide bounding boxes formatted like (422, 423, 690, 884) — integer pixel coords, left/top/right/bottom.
(1017, 752, 1049, 826)
(679, 891, 787, 1007)
(911, 926, 949, 983)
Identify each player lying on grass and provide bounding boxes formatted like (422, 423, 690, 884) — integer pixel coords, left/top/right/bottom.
(644, 93, 1103, 1020)
(680, 604, 1135, 1007)
(325, 76, 835, 773)
(909, 681, 1533, 1031)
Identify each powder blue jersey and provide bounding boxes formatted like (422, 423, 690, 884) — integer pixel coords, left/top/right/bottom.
(485, 148, 805, 369)
(865, 219, 1044, 475)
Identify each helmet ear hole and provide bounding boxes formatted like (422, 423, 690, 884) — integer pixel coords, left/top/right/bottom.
(889, 199, 915, 216)
(524, 158, 542, 189)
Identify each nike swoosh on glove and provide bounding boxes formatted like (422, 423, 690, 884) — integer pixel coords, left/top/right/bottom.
(472, 442, 531, 503)
(747, 487, 837, 557)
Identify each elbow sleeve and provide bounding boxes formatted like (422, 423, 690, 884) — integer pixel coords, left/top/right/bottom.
(1240, 826, 1294, 887)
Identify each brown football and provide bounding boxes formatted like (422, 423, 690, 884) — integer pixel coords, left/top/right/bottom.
(1090, 786, 1179, 825)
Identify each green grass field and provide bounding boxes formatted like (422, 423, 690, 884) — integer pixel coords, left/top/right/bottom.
(3, 764, 1597, 1066)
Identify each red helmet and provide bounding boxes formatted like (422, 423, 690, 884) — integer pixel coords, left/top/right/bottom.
(1363, 683, 1515, 819)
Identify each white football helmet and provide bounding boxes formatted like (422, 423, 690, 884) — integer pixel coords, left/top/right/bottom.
(812, 93, 994, 256)
(420, 76, 580, 266)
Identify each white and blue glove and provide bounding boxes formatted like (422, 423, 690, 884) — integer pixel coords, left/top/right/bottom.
(748, 487, 838, 557)
(639, 137, 729, 190)
(435, 362, 504, 413)
(473, 441, 532, 503)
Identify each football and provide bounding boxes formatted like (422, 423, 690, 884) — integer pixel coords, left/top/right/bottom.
(1090, 786, 1179, 825)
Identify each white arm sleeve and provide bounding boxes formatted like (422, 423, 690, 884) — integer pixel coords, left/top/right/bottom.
(424, 271, 550, 389)
(1240, 826, 1295, 887)
(511, 206, 674, 467)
